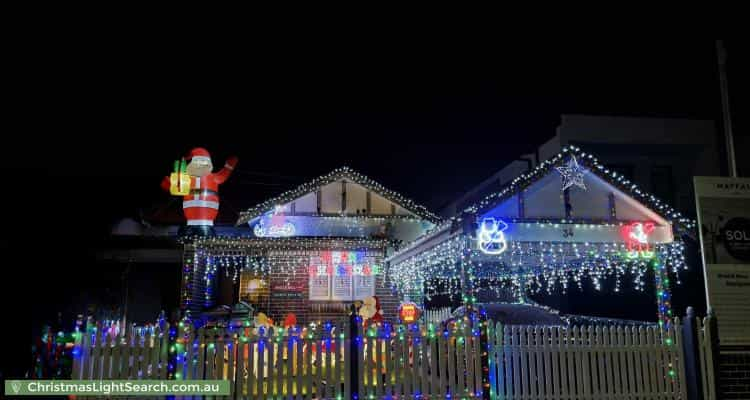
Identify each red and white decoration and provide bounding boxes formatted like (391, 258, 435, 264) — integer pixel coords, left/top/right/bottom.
(359, 296, 384, 326)
(162, 147, 238, 227)
(398, 301, 421, 323)
(621, 221, 656, 258)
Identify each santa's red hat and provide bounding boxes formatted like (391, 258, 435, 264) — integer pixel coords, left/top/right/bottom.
(186, 147, 212, 163)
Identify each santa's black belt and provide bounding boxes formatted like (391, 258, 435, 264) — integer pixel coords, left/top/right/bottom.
(190, 190, 219, 196)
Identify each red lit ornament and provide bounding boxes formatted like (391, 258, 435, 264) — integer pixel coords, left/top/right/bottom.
(621, 222, 655, 259)
(398, 302, 421, 323)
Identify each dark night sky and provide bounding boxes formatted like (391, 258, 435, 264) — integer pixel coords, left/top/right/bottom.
(1, 39, 746, 376)
(7, 40, 743, 227)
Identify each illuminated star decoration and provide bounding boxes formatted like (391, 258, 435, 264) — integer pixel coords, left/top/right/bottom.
(556, 155, 588, 191)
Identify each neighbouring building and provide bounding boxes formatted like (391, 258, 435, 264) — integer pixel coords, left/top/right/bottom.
(441, 114, 721, 219)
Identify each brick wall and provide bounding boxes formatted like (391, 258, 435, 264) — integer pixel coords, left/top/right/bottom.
(264, 251, 310, 323)
(375, 272, 399, 323)
(258, 250, 400, 324)
(181, 244, 207, 316)
(182, 241, 404, 325)
(719, 352, 750, 399)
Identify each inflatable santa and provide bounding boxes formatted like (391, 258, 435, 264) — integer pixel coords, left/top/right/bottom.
(161, 147, 238, 236)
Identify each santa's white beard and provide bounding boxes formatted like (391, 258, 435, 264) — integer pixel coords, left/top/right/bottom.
(187, 164, 212, 177)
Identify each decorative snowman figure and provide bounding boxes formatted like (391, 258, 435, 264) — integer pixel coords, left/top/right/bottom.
(477, 217, 508, 255)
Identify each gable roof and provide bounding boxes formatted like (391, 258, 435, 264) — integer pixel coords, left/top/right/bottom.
(236, 166, 441, 226)
(387, 146, 696, 265)
(464, 145, 695, 230)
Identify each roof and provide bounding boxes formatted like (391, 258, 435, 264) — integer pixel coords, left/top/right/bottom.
(464, 145, 695, 230)
(387, 145, 696, 264)
(236, 166, 441, 226)
(143, 194, 241, 226)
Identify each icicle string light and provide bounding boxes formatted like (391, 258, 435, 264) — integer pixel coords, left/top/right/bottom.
(389, 240, 687, 304)
(465, 146, 695, 230)
(237, 166, 441, 225)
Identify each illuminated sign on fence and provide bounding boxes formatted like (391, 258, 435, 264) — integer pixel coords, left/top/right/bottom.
(398, 302, 421, 323)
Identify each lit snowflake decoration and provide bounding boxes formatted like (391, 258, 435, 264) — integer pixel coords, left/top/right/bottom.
(556, 155, 587, 191)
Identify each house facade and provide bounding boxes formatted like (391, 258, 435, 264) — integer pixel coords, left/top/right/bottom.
(180, 167, 439, 324)
(388, 146, 694, 326)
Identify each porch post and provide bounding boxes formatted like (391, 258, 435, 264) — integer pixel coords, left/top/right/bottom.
(459, 253, 467, 306)
(653, 252, 673, 329)
(460, 236, 475, 315)
(180, 241, 203, 317)
(460, 216, 477, 316)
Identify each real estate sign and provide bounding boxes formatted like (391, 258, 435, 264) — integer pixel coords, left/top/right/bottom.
(694, 176, 750, 346)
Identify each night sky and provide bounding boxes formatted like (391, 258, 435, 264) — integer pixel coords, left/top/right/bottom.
(2, 39, 746, 376)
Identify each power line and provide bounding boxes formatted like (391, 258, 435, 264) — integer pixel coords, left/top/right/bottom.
(234, 169, 311, 180)
(233, 179, 296, 186)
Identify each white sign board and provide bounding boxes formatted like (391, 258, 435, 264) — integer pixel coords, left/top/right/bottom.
(694, 176, 750, 346)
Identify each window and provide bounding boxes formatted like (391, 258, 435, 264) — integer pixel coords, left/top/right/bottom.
(308, 251, 379, 301)
(239, 274, 267, 303)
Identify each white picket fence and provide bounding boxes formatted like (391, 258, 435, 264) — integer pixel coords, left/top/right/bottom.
(187, 323, 484, 399)
(697, 314, 717, 400)
(71, 322, 483, 399)
(71, 323, 170, 381)
(72, 317, 718, 400)
(358, 323, 485, 399)
(423, 307, 453, 324)
(487, 320, 688, 399)
(196, 325, 351, 399)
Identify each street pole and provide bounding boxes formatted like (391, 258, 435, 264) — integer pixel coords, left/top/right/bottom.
(716, 40, 737, 177)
